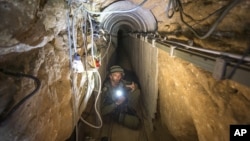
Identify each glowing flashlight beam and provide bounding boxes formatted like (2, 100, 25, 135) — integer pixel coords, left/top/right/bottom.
(116, 90, 123, 97)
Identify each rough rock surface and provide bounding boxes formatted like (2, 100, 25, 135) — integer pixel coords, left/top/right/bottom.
(158, 49, 250, 141)
(0, 42, 72, 141)
(0, 0, 250, 141)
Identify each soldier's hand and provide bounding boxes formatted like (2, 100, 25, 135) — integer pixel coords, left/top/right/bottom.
(126, 82, 136, 92)
(115, 96, 126, 105)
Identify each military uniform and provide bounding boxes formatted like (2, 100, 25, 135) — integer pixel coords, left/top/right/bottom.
(101, 79, 141, 129)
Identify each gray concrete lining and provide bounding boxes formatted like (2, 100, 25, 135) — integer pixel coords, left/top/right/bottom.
(99, 1, 157, 34)
(136, 34, 250, 87)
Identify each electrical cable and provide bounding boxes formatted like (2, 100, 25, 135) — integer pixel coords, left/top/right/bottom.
(88, 13, 102, 68)
(180, 0, 242, 39)
(167, 0, 224, 23)
(67, 4, 86, 141)
(135, 32, 250, 81)
(166, 0, 242, 39)
(82, 11, 91, 111)
(82, 11, 88, 58)
(67, 4, 85, 133)
(96, 34, 112, 60)
(72, 11, 78, 53)
(81, 93, 95, 119)
(80, 70, 103, 129)
(166, 0, 179, 18)
(0, 68, 41, 123)
(67, 11, 78, 139)
(181, 5, 225, 27)
(159, 38, 250, 62)
(67, 12, 73, 67)
(67, 1, 103, 130)
(82, 0, 148, 15)
(227, 47, 250, 79)
(88, 14, 95, 58)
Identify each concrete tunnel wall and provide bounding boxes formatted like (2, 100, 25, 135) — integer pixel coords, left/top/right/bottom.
(120, 35, 250, 141)
(122, 35, 158, 121)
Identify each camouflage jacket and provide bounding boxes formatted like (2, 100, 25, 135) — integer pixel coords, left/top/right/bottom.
(101, 79, 131, 115)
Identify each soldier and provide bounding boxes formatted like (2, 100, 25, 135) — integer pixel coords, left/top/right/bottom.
(101, 65, 141, 129)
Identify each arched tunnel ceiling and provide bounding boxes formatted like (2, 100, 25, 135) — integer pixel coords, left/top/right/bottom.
(99, 1, 157, 34)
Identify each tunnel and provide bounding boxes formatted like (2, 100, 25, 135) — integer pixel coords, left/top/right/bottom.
(0, 0, 250, 141)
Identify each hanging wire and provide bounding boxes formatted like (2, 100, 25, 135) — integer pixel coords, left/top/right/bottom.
(67, 4, 86, 141)
(80, 70, 103, 129)
(166, 0, 179, 18)
(88, 14, 95, 58)
(101, 34, 112, 60)
(67, 12, 73, 67)
(166, 0, 243, 39)
(0, 68, 41, 123)
(67, 11, 76, 133)
(67, 2, 104, 131)
(72, 13, 78, 53)
(227, 47, 250, 79)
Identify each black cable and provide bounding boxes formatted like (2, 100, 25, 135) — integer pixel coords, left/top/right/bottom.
(180, 0, 241, 39)
(166, 0, 242, 39)
(181, 4, 226, 26)
(227, 47, 250, 79)
(166, 0, 179, 18)
(0, 68, 41, 123)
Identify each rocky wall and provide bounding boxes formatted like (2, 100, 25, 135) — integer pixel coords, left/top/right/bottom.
(0, 40, 73, 141)
(158, 49, 250, 141)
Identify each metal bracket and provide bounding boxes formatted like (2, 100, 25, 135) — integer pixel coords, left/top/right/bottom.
(213, 58, 226, 80)
(140, 35, 144, 41)
(170, 46, 176, 57)
(152, 39, 156, 47)
(145, 36, 148, 42)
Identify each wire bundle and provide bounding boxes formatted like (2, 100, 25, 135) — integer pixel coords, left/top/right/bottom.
(166, 0, 243, 39)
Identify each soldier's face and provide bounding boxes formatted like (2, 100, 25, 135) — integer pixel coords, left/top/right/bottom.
(109, 72, 122, 86)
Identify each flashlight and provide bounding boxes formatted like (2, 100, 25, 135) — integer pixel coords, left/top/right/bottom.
(115, 89, 123, 97)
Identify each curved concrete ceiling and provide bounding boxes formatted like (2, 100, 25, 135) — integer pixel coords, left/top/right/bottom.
(99, 1, 157, 34)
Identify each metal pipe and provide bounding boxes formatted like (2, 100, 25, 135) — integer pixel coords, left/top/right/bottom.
(160, 39, 250, 62)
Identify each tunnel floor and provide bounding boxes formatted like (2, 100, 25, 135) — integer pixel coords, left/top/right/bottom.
(78, 98, 148, 141)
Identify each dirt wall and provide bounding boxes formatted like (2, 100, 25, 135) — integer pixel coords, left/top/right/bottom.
(158, 49, 250, 141)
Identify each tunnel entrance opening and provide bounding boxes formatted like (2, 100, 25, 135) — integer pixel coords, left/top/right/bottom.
(116, 30, 135, 75)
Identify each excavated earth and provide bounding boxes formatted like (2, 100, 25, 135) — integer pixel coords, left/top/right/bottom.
(0, 0, 250, 141)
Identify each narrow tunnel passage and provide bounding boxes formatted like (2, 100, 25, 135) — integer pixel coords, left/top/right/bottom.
(67, 29, 179, 141)
(68, 30, 150, 141)
(1, 0, 250, 141)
